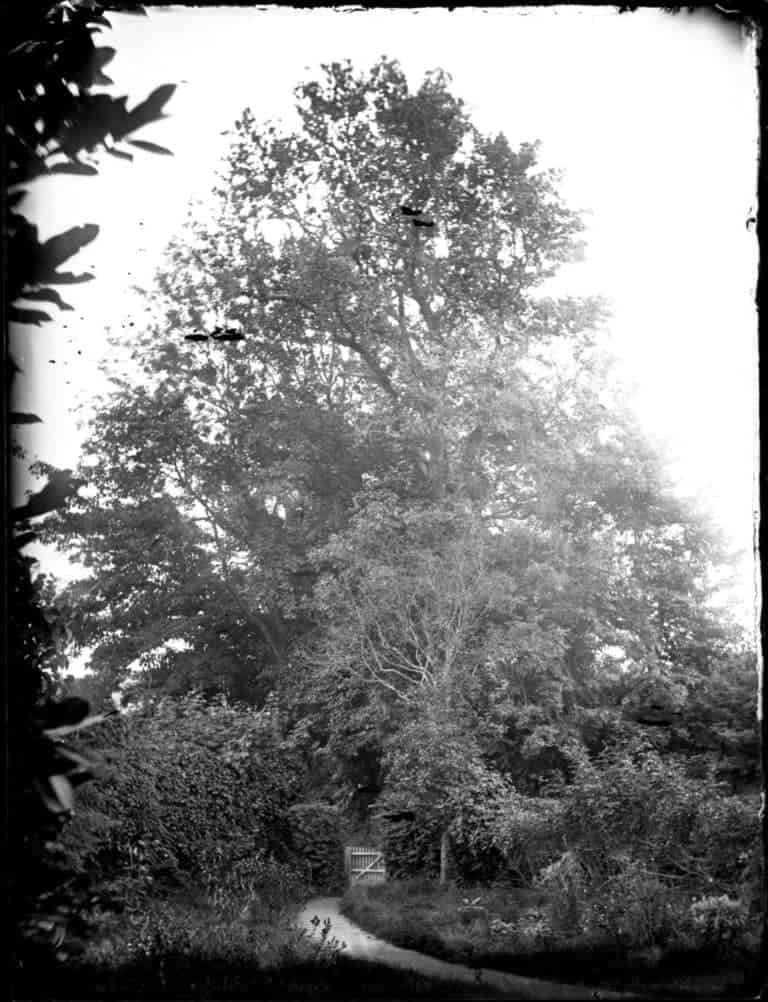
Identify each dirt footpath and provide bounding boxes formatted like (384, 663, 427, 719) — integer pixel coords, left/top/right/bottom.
(297, 897, 633, 1000)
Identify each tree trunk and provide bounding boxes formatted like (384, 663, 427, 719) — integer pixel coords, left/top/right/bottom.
(439, 829, 451, 885)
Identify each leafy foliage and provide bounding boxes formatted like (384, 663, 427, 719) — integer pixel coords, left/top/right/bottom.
(5, 1, 175, 323)
(58, 693, 303, 902)
(683, 894, 753, 953)
(342, 876, 761, 996)
(45, 57, 607, 697)
(49, 58, 750, 731)
(559, 736, 761, 888)
(7, 1, 177, 970)
(31, 52, 760, 977)
(374, 704, 515, 883)
(287, 803, 345, 893)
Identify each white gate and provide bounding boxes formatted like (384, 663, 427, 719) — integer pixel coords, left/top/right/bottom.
(344, 846, 386, 884)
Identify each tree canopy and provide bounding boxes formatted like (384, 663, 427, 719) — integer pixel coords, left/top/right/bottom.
(47, 58, 756, 808)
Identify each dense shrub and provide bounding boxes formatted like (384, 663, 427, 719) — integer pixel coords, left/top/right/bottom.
(583, 862, 685, 950)
(560, 737, 761, 891)
(377, 799, 443, 880)
(376, 710, 555, 885)
(689, 792, 762, 887)
(682, 894, 753, 953)
(287, 802, 345, 892)
(374, 712, 484, 881)
(449, 773, 522, 884)
(205, 849, 309, 927)
(527, 735, 763, 961)
(484, 793, 564, 885)
(378, 750, 564, 886)
(58, 693, 304, 902)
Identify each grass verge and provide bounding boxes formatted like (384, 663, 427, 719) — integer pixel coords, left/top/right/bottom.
(13, 885, 506, 1000)
(15, 953, 507, 1000)
(340, 879, 762, 999)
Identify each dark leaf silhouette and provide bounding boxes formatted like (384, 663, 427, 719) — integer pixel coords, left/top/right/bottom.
(13, 531, 37, 549)
(184, 333, 209, 342)
(57, 94, 129, 157)
(104, 146, 133, 161)
(400, 205, 423, 216)
(39, 270, 96, 285)
(10, 307, 53, 326)
(11, 413, 43, 425)
(120, 83, 176, 136)
(86, 45, 116, 83)
(7, 217, 97, 302)
(7, 0, 177, 974)
(48, 161, 99, 177)
(18, 288, 74, 310)
(127, 138, 174, 156)
(12, 469, 84, 522)
(38, 224, 100, 275)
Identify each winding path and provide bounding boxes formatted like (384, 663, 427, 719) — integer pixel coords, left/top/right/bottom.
(297, 897, 632, 1000)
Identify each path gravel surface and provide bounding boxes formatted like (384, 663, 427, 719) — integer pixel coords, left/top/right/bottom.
(297, 896, 633, 1000)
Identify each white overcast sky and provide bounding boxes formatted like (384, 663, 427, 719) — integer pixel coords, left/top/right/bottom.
(12, 4, 759, 625)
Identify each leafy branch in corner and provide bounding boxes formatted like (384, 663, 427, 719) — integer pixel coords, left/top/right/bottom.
(5, 0, 176, 975)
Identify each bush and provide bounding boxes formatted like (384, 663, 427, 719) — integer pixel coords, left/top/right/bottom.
(561, 737, 762, 893)
(449, 773, 525, 884)
(377, 799, 443, 880)
(585, 862, 685, 950)
(533, 851, 587, 936)
(58, 693, 305, 910)
(504, 909, 553, 951)
(378, 758, 562, 886)
(689, 793, 761, 885)
(376, 710, 516, 884)
(287, 802, 345, 892)
(207, 850, 309, 926)
(682, 894, 751, 953)
(485, 793, 564, 885)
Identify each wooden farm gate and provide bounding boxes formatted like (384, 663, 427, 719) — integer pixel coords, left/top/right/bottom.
(344, 846, 386, 884)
